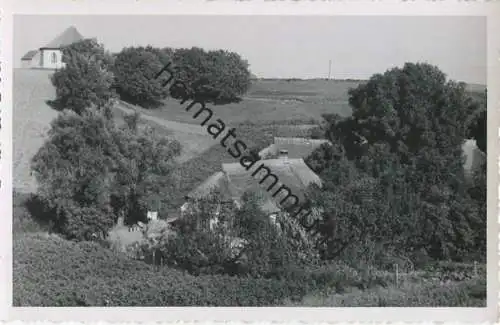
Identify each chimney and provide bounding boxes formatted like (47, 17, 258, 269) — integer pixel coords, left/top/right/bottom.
(279, 149, 289, 163)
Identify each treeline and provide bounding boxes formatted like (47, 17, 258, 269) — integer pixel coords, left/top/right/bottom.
(49, 39, 252, 111)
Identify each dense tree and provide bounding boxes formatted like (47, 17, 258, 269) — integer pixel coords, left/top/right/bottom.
(49, 39, 116, 116)
(113, 46, 170, 107)
(306, 63, 485, 261)
(144, 46, 174, 66)
(109, 119, 181, 225)
(468, 90, 487, 153)
(31, 109, 181, 240)
(170, 47, 251, 104)
(31, 110, 117, 240)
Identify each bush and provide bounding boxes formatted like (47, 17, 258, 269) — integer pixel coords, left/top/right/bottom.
(308, 126, 325, 139)
(13, 234, 310, 306)
(143, 192, 319, 281)
(13, 192, 49, 235)
(113, 46, 170, 107)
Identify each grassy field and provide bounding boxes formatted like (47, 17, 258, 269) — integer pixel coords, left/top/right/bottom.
(122, 79, 486, 127)
(112, 102, 216, 163)
(129, 79, 358, 126)
(13, 69, 59, 193)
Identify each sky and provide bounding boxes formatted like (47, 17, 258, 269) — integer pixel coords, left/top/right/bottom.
(14, 15, 486, 85)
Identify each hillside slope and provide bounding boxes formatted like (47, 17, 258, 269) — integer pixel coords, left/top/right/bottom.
(13, 233, 305, 306)
(13, 69, 58, 193)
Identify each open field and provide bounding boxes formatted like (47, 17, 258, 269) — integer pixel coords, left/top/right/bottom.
(128, 79, 358, 126)
(122, 79, 486, 127)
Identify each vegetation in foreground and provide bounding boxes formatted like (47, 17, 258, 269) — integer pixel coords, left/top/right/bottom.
(13, 232, 485, 307)
(13, 37, 488, 307)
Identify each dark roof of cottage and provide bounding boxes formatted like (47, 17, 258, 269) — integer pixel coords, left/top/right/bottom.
(259, 137, 331, 159)
(185, 171, 234, 202)
(42, 26, 84, 49)
(186, 158, 322, 213)
(21, 50, 39, 60)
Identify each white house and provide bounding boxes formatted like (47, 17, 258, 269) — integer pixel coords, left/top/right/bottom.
(20, 26, 84, 70)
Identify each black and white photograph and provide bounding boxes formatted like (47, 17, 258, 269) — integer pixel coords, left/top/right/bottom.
(8, 12, 493, 312)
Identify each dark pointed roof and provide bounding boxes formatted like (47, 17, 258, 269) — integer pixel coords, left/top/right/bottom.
(187, 158, 322, 213)
(21, 50, 39, 60)
(41, 26, 84, 49)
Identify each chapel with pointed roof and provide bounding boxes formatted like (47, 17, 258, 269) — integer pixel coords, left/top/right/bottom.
(21, 26, 84, 69)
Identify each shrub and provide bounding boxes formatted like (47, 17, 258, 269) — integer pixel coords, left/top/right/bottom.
(308, 126, 325, 139)
(13, 192, 49, 235)
(146, 192, 319, 280)
(13, 234, 310, 306)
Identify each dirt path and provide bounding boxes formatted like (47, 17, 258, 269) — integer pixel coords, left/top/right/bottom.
(115, 101, 219, 163)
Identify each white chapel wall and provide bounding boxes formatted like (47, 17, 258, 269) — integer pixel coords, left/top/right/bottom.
(41, 49, 65, 69)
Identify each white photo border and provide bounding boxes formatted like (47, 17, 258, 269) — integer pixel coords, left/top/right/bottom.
(1, 0, 499, 323)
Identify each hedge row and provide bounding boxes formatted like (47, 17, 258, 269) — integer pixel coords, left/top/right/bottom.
(14, 234, 312, 306)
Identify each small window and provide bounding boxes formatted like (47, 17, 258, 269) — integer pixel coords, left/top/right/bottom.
(51, 52, 57, 64)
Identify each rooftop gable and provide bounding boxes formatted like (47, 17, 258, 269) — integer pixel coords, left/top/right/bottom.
(21, 50, 38, 60)
(42, 26, 84, 49)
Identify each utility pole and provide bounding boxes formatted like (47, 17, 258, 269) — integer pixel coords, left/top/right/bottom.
(328, 59, 332, 80)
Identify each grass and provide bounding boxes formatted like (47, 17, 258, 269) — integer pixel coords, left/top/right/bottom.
(129, 79, 486, 127)
(13, 233, 310, 306)
(113, 105, 219, 163)
(13, 230, 486, 307)
(285, 278, 486, 307)
(127, 79, 358, 126)
(13, 69, 59, 193)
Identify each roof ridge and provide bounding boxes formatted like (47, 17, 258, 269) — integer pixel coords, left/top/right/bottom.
(42, 26, 84, 49)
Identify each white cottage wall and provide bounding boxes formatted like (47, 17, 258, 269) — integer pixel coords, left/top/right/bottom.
(40, 49, 65, 69)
